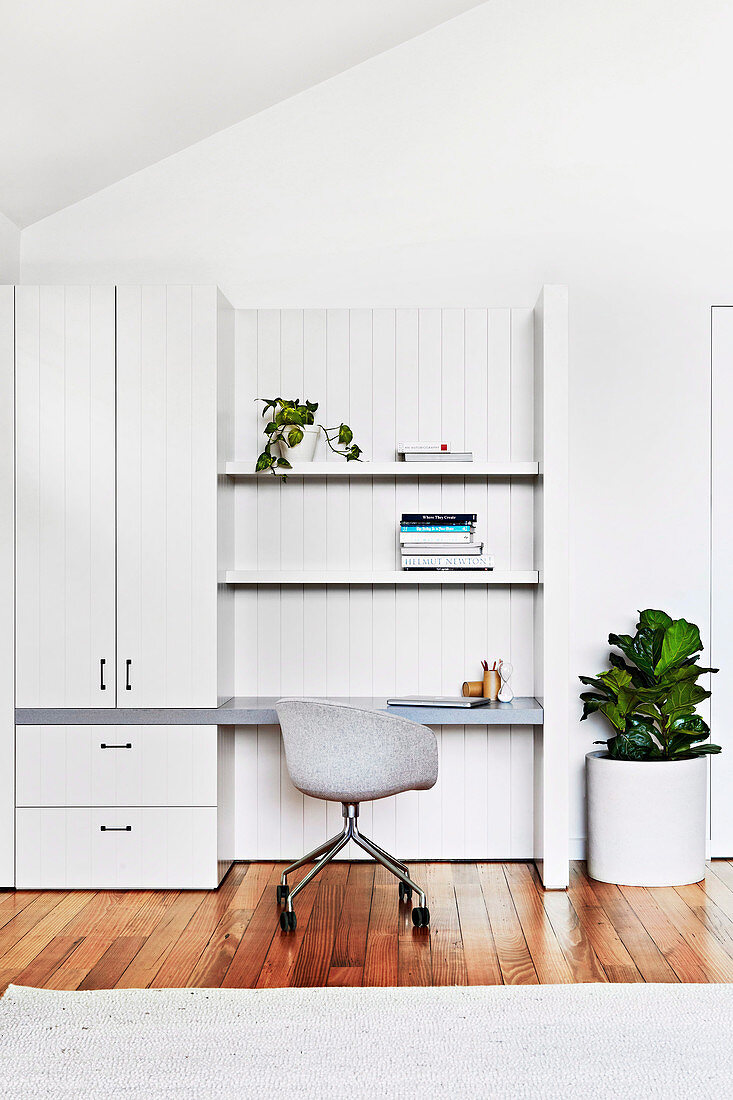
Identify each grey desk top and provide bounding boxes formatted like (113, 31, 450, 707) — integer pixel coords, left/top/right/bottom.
(16, 696, 543, 726)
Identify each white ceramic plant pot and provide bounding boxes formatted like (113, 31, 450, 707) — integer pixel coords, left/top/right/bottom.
(277, 425, 320, 462)
(586, 750, 707, 887)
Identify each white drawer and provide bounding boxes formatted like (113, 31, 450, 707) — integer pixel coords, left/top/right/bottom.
(16, 725, 217, 807)
(16, 806, 220, 889)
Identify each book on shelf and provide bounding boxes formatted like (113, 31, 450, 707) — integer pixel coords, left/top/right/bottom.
(400, 542, 484, 554)
(399, 530, 475, 544)
(396, 441, 452, 452)
(401, 513, 477, 525)
(401, 554, 495, 570)
(399, 512, 485, 569)
(400, 524, 474, 534)
(402, 452, 473, 462)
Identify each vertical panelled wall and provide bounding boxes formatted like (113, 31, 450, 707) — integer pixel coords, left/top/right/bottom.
(232, 309, 536, 860)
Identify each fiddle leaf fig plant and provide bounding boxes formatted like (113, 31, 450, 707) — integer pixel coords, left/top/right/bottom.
(255, 397, 362, 480)
(580, 609, 721, 761)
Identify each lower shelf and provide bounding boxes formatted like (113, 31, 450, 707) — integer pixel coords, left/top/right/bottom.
(224, 570, 539, 585)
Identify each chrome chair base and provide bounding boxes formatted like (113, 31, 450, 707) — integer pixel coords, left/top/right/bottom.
(277, 802, 430, 929)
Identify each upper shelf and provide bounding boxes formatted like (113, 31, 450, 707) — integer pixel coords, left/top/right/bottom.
(224, 461, 539, 478)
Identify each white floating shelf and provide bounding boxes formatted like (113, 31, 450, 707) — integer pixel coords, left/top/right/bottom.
(224, 570, 539, 586)
(224, 461, 538, 478)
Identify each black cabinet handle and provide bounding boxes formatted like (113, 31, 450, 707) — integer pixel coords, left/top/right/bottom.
(100, 825, 132, 832)
(125, 659, 132, 691)
(100, 658, 106, 691)
(100, 743, 132, 750)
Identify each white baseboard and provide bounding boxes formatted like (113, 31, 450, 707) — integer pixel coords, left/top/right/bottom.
(569, 837, 586, 860)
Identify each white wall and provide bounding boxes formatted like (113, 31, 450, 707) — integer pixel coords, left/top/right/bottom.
(20, 0, 733, 852)
(0, 212, 19, 282)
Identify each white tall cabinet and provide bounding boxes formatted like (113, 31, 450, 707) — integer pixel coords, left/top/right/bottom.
(4, 285, 235, 888)
(15, 285, 229, 709)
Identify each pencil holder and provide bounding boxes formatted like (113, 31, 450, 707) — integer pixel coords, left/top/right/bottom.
(462, 680, 483, 698)
(483, 670, 501, 701)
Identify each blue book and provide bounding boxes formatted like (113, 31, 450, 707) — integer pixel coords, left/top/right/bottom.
(400, 525, 474, 533)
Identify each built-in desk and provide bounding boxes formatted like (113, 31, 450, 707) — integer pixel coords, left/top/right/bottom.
(16, 696, 543, 727)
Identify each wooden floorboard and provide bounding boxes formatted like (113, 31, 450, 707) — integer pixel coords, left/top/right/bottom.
(4, 861, 733, 990)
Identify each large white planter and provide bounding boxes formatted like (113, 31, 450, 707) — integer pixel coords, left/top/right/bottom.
(277, 425, 320, 462)
(586, 750, 707, 887)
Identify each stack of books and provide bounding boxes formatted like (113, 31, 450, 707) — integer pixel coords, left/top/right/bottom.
(396, 440, 473, 463)
(400, 513, 494, 571)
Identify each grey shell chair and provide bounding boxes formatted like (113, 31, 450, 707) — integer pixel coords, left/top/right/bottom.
(275, 698, 438, 931)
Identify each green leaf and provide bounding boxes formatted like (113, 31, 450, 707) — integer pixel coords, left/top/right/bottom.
(607, 727, 654, 760)
(598, 669, 640, 719)
(626, 714, 658, 737)
(276, 457, 292, 469)
(608, 627, 664, 679)
(286, 427, 304, 448)
(688, 743, 722, 755)
(579, 675, 611, 696)
(608, 653, 648, 685)
(580, 693, 607, 721)
(661, 681, 711, 723)
(655, 618, 702, 677)
(633, 627, 665, 675)
(660, 663, 718, 686)
(634, 702, 661, 722)
(277, 407, 305, 427)
(600, 701, 628, 732)
(608, 633, 637, 665)
(338, 423, 353, 446)
(638, 609, 673, 632)
(668, 713, 710, 738)
(255, 452, 274, 472)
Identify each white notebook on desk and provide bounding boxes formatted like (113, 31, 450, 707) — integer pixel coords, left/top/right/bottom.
(386, 696, 491, 708)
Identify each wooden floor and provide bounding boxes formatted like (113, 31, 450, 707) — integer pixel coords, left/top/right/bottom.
(3, 860, 733, 991)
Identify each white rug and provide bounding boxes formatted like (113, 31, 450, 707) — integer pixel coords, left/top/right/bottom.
(1, 982, 733, 1098)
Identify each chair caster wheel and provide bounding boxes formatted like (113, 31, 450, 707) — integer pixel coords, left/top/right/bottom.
(412, 906, 430, 928)
(398, 882, 413, 903)
(280, 909, 297, 932)
(276, 884, 289, 904)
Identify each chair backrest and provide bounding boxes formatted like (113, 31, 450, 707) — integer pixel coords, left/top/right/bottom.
(275, 698, 438, 803)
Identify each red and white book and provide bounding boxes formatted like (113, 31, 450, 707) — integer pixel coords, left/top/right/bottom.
(396, 440, 452, 453)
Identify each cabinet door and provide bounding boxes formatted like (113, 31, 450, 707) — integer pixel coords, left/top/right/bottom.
(15, 286, 116, 706)
(115, 286, 218, 706)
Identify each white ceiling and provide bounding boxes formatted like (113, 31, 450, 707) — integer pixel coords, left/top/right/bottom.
(1, 0, 482, 228)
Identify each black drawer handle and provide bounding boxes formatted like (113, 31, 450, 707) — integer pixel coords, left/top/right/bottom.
(100, 825, 132, 832)
(100, 658, 106, 691)
(100, 743, 132, 750)
(125, 659, 132, 691)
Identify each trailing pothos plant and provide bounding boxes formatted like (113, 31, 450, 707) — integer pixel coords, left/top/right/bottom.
(580, 609, 721, 761)
(255, 397, 362, 479)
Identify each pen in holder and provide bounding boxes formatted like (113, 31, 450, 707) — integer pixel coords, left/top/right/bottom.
(483, 670, 501, 701)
